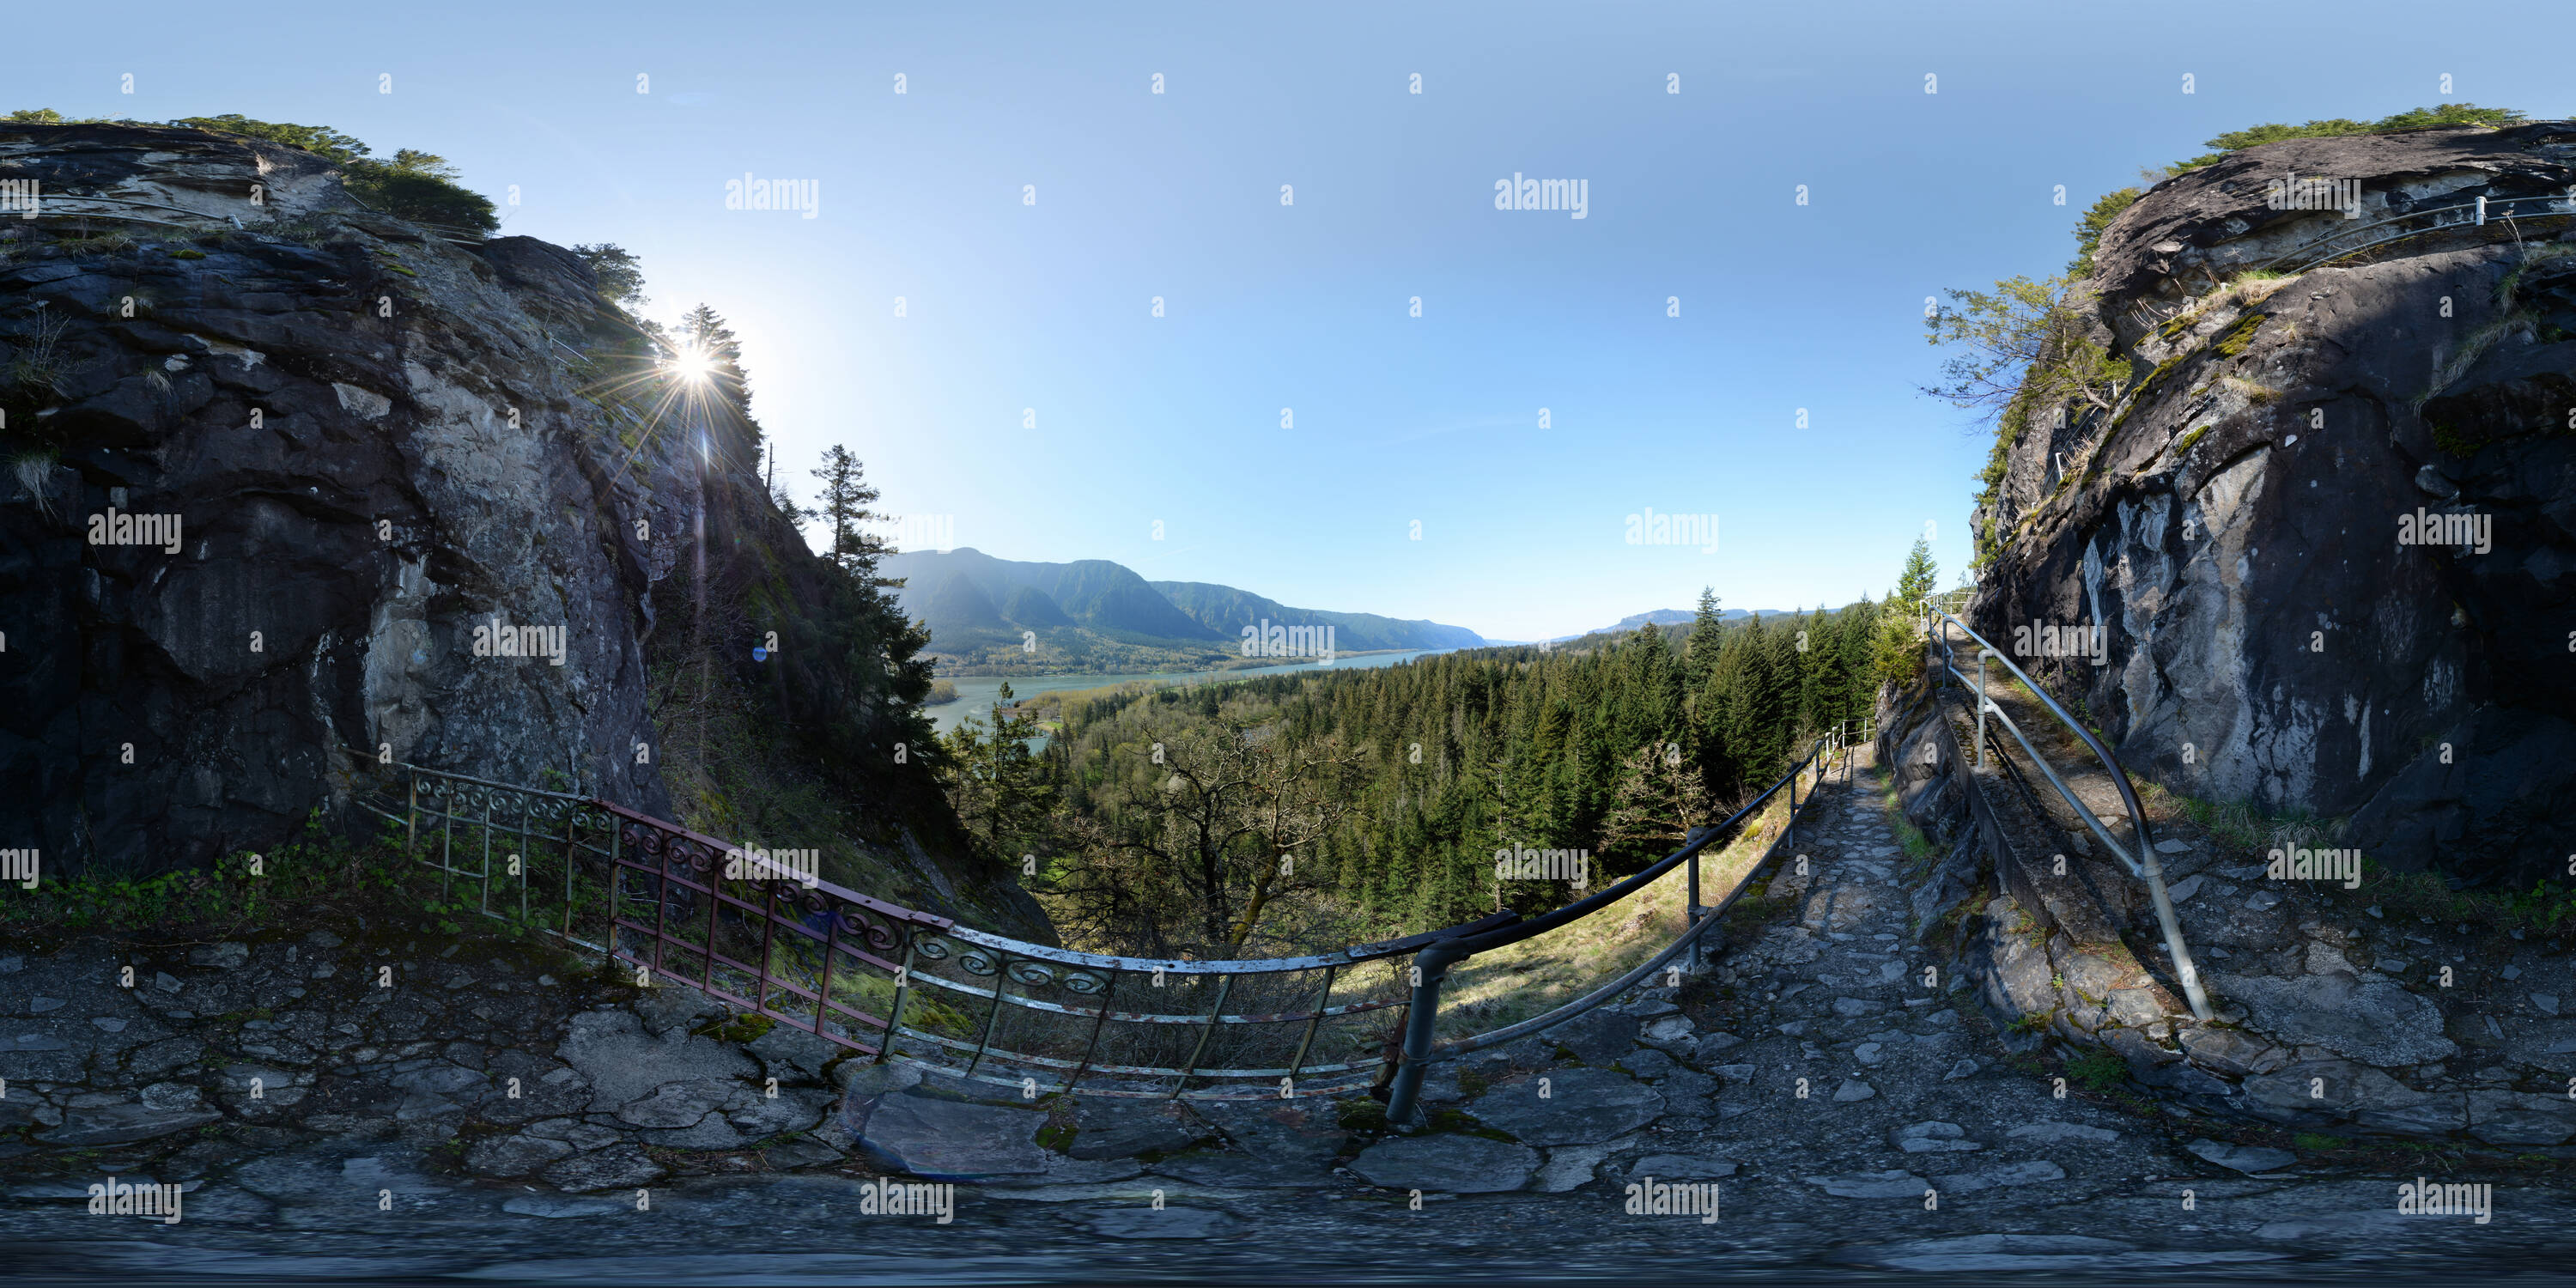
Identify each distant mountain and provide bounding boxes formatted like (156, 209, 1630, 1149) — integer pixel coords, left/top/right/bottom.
(881, 548, 1219, 646)
(1151, 581, 1486, 653)
(877, 549, 1485, 673)
(1557, 606, 1777, 641)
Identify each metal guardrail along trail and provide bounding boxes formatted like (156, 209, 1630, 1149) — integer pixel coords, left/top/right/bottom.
(2254, 191, 2575, 276)
(1378, 724, 1859, 1127)
(355, 725, 1864, 1115)
(1923, 606, 2214, 1021)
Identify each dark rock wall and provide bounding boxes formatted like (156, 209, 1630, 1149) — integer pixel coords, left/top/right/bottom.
(1977, 122, 2576, 885)
(0, 125, 687, 878)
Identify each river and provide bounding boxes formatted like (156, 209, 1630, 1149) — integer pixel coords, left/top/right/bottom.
(926, 649, 1449, 742)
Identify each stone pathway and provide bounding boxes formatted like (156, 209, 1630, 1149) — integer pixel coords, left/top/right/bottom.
(6, 773, 2573, 1281)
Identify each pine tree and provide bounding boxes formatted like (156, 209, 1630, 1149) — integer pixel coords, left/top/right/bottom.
(936, 681, 1056, 872)
(1685, 586, 1726, 692)
(1894, 537, 1940, 619)
(809, 445, 889, 580)
(1597, 739, 1713, 873)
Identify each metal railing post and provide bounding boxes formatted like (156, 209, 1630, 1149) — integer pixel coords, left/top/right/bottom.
(1382, 940, 1467, 1127)
(1789, 766, 1799, 849)
(1686, 844, 1701, 973)
(1975, 648, 1989, 769)
(1928, 608, 2215, 1022)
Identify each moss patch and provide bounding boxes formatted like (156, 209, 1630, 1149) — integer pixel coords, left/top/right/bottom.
(2214, 313, 2264, 357)
(1337, 1097, 1389, 1133)
(693, 1012, 777, 1044)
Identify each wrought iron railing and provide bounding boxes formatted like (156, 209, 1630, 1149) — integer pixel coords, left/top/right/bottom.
(361, 765, 1473, 1102)
(1924, 607, 2213, 1020)
(358, 726, 1861, 1111)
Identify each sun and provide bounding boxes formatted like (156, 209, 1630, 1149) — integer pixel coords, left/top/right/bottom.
(668, 343, 714, 383)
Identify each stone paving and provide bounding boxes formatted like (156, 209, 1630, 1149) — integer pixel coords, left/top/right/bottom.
(4, 771, 2573, 1282)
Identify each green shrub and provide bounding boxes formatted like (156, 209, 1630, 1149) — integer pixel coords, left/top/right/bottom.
(2067, 1050, 2128, 1091)
(168, 114, 499, 234)
(2156, 105, 2526, 177)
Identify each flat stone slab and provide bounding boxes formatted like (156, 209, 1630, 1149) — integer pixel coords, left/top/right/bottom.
(1628, 1152, 1738, 1180)
(615, 1079, 731, 1129)
(1193, 1102, 1348, 1163)
(1069, 1101, 1208, 1160)
(1687, 1032, 1744, 1066)
(1806, 1170, 1929, 1199)
(2007, 1121, 2119, 1144)
(543, 1145, 668, 1193)
(858, 1091, 1049, 1182)
(2213, 972, 2457, 1067)
(1931, 1161, 2065, 1192)
(466, 1131, 576, 1177)
(2466, 1090, 2576, 1146)
(502, 1195, 627, 1218)
(557, 1010, 757, 1114)
(1532, 1139, 1631, 1193)
(1149, 1150, 1331, 1188)
(985, 1156, 1147, 1188)
(1832, 1079, 1877, 1103)
(39, 1103, 219, 1146)
(1349, 1134, 1537, 1194)
(1546, 1009, 1641, 1065)
(1085, 1206, 1243, 1240)
(1894, 1121, 1981, 1152)
(1466, 1067, 1664, 1145)
(2185, 1139, 2297, 1174)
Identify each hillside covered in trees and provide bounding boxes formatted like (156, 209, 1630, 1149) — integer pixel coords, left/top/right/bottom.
(937, 552, 1939, 962)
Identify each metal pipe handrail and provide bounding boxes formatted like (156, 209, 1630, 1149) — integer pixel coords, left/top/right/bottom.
(1926, 609, 2211, 1020)
(1437, 755, 1824, 1058)
(1944, 659, 2140, 880)
(1380, 731, 1848, 1124)
(2257, 191, 2574, 275)
(1442, 741, 1823, 957)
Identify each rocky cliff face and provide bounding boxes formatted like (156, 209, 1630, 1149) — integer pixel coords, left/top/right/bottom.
(0, 124, 1027, 936)
(0, 124, 670, 874)
(1976, 121, 2576, 885)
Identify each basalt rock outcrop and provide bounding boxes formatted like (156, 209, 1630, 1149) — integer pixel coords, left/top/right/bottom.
(0, 123, 1024, 935)
(1976, 120, 2576, 885)
(0, 123, 671, 873)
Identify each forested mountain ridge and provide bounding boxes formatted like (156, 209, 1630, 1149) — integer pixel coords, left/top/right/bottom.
(938, 580, 1917, 960)
(1151, 580, 1487, 653)
(881, 547, 1485, 673)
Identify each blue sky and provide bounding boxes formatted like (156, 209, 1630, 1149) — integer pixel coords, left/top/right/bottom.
(23, 1, 2570, 640)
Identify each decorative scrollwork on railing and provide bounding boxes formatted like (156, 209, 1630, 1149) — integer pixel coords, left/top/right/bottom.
(793, 903, 890, 955)
(912, 933, 1000, 976)
(621, 821, 720, 878)
(1002, 959, 1111, 994)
